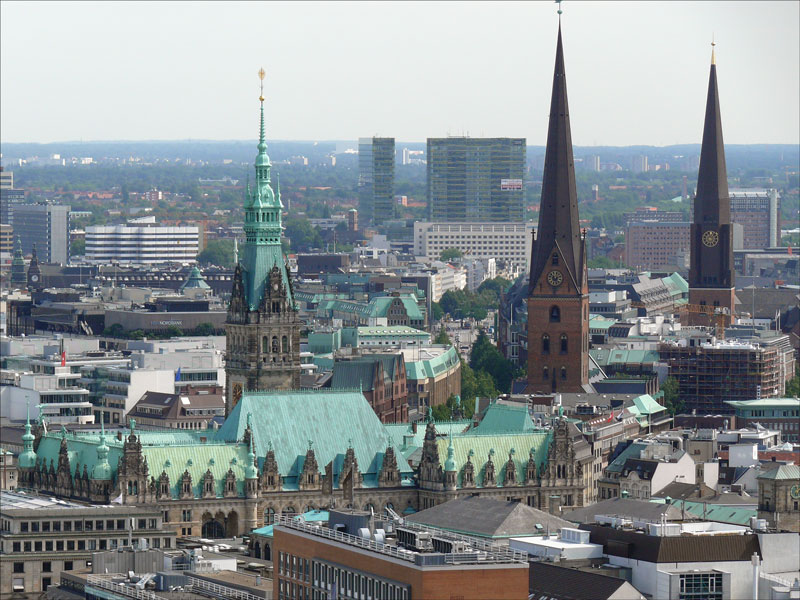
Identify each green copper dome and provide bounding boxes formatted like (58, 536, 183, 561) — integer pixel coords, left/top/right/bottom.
(180, 266, 211, 290)
(444, 435, 456, 472)
(18, 405, 37, 469)
(245, 440, 258, 479)
(92, 422, 112, 480)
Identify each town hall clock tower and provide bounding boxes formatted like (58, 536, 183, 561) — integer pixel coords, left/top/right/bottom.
(225, 70, 301, 417)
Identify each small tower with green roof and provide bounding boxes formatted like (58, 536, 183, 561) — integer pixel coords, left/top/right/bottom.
(444, 434, 457, 492)
(11, 236, 27, 287)
(224, 68, 302, 416)
(90, 421, 113, 503)
(18, 404, 38, 489)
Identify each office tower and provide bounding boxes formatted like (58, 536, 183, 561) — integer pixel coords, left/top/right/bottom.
(0, 224, 12, 255)
(13, 203, 70, 264)
(85, 217, 199, 264)
(688, 47, 735, 325)
(729, 188, 780, 249)
(358, 137, 395, 226)
(526, 24, 589, 394)
(225, 83, 302, 416)
(427, 137, 525, 222)
(0, 168, 25, 226)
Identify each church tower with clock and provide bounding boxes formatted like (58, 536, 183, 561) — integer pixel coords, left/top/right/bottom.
(225, 69, 301, 417)
(688, 44, 735, 324)
(526, 24, 589, 394)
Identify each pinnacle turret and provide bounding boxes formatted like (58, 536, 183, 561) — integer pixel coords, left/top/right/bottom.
(19, 403, 37, 469)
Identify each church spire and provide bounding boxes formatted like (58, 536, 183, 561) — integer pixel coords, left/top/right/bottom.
(694, 40, 730, 227)
(529, 22, 583, 290)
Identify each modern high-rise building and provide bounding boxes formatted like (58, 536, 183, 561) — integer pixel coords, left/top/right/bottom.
(0, 168, 25, 227)
(12, 204, 70, 264)
(0, 167, 12, 189)
(225, 83, 302, 416)
(427, 137, 525, 222)
(85, 217, 199, 264)
(729, 188, 780, 249)
(358, 137, 395, 226)
(688, 47, 735, 325)
(526, 25, 589, 394)
(413, 221, 533, 270)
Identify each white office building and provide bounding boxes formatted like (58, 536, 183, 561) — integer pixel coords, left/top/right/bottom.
(413, 221, 534, 271)
(85, 217, 199, 264)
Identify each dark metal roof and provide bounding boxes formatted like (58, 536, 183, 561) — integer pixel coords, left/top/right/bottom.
(406, 495, 571, 538)
(580, 523, 761, 563)
(529, 24, 584, 290)
(563, 497, 692, 524)
(528, 562, 641, 600)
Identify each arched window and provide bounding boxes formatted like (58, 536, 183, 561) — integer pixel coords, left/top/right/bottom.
(560, 334, 568, 354)
(272, 336, 279, 353)
(561, 366, 567, 380)
(550, 306, 560, 323)
(542, 334, 550, 355)
(543, 366, 549, 381)
(282, 336, 288, 353)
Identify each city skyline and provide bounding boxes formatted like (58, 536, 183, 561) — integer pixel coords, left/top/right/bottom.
(1, 1, 799, 146)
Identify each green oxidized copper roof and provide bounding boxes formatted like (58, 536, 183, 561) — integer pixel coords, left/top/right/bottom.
(663, 499, 756, 526)
(757, 465, 800, 481)
(434, 431, 552, 488)
(470, 401, 537, 434)
(180, 267, 211, 290)
(18, 405, 37, 469)
(368, 296, 424, 320)
(444, 436, 456, 472)
(629, 394, 667, 416)
(405, 346, 460, 380)
(92, 422, 112, 480)
(216, 389, 414, 489)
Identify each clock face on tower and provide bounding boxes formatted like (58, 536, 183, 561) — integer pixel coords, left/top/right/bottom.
(30, 275, 39, 282)
(547, 270, 563, 287)
(791, 483, 800, 499)
(702, 230, 719, 247)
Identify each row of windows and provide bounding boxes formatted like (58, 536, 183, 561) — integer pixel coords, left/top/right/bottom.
(10, 536, 170, 554)
(18, 518, 156, 533)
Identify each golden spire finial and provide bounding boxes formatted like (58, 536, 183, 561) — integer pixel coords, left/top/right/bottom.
(711, 35, 716, 65)
(258, 67, 265, 102)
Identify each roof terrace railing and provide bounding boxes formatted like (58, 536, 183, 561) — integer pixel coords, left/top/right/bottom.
(275, 515, 526, 565)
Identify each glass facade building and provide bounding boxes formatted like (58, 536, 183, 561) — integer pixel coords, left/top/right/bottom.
(427, 137, 525, 222)
(358, 137, 395, 226)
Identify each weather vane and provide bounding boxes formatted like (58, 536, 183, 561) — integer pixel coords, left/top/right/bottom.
(258, 67, 265, 102)
(555, 0, 563, 16)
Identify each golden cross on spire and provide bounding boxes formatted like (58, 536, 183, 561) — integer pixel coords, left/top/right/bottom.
(258, 67, 266, 102)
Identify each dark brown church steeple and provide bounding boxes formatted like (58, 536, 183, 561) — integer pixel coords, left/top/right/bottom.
(688, 45, 735, 320)
(526, 22, 589, 394)
(529, 24, 584, 292)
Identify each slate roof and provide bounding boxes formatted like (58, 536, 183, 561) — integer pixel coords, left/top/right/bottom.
(216, 389, 414, 488)
(528, 562, 643, 600)
(405, 495, 571, 539)
(563, 497, 691, 524)
(580, 524, 761, 563)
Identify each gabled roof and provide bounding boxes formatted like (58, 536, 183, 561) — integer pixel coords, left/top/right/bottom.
(331, 361, 377, 392)
(528, 562, 645, 600)
(406, 495, 571, 539)
(563, 497, 689, 524)
(757, 464, 800, 480)
(216, 389, 414, 488)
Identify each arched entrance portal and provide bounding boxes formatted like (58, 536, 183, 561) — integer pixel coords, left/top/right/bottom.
(202, 519, 224, 538)
(225, 510, 239, 537)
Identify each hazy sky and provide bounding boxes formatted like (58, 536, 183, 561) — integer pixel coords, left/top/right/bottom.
(2, 1, 798, 146)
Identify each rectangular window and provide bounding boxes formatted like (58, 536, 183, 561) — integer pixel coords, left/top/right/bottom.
(138, 519, 146, 530)
(52, 521, 61, 532)
(45, 541, 53, 551)
(107, 519, 115, 530)
(21, 522, 28, 533)
(13, 562, 24, 573)
(96, 520, 104, 531)
(56, 541, 64, 551)
(42, 521, 50, 532)
(78, 541, 85, 551)
(67, 541, 75, 551)
(43, 562, 52, 573)
(42, 577, 51, 591)
(31, 522, 39, 533)
(63, 521, 71, 532)
(74, 520, 82, 532)
(65, 561, 73, 571)
(13, 542, 20, 552)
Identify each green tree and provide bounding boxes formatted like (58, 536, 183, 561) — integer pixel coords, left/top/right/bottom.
(103, 323, 125, 338)
(164, 325, 183, 338)
(786, 366, 800, 397)
(469, 330, 514, 393)
(434, 328, 451, 345)
(439, 247, 463, 261)
(194, 322, 215, 336)
(660, 376, 684, 415)
(477, 277, 512, 295)
(431, 302, 444, 322)
(284, 217, 323, 251)
(197, 239, 235, 267)
(70, 238, 85, 257)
